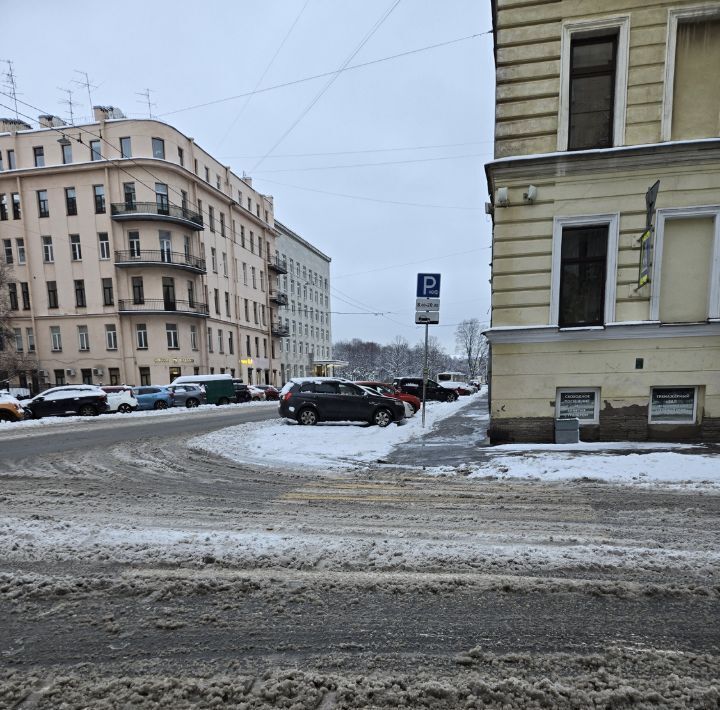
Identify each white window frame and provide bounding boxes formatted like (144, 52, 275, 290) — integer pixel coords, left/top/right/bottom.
(555, 387, 601, 425)
(78, 326, 90, 352)
(50, 326, 62, 351)
(105, 325, 118, 350)
(557, 15, 630, 151)
(550, 213, 619, 327)
(661, 4, 720, 142)
(648, 385, 699, 425)
(98, 233, 110, 260)
(649, 206, 720, 321)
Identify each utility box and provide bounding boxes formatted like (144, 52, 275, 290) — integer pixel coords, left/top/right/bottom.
(555, 418, 579, 444)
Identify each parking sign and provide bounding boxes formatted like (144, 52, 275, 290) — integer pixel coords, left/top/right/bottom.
(417, 273, 441, 298)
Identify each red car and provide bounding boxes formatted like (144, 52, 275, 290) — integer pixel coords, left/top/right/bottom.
(255, 384, 280, 401)
(354, 381, 422, 413)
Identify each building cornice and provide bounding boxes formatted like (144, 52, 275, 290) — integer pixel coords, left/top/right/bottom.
(275, 220, 331, 262)
(485, 321, 720, 344)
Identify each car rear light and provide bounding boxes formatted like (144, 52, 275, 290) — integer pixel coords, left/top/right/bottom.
(282, 391, 293, 401)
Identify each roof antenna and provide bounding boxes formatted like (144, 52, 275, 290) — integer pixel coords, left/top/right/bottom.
(58, 86, 75, 125)
(72, 70, 99, 121)
(136, 88, 156, 119)
(1, 60, 20, 119)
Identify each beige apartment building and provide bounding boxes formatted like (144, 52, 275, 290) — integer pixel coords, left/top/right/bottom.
(0, 107, 287, 390)
(485, 0, 720, 442)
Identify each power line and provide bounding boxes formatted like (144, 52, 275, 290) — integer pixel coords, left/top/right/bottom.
(250, 0, 403, 173)
(217, 0, 312, 148)
(159, 31, 488, 118)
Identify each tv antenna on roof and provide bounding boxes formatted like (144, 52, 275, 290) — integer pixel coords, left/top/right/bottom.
(1, 60, 20, 119)
(72, 70, 99, 120)
(136, 88, 156, 119)
(58, 86, 76, 124)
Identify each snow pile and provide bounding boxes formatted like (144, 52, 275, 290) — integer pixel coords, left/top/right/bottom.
(190, 395, 480, 469)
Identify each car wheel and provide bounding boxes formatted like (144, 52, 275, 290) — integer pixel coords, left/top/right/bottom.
(186, 398, 199, 408)
(373, 408, 393, 428)
(154, 400, 168, 410)
(297, 408, 318, 426)
(0, 411, 16, 422)
(218, 397, 230, 406)
(445, 392, 457, 402)
(79, 404, 98, 417)
(117, 403, 132, 413)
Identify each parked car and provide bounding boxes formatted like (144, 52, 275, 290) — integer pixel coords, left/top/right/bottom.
(279, 378, 406, 427)
(166, 383, 206, 408)
(255, 384, 280, 401)
(170, 375, 234, 405)
(439, 380, 475, 396)
(132, 385, 175, 410)
(248, 385, 266, 401)
(25, 385, 109, 418)
(354, 381, 422, 413)
(101, 386, 139, 413)
(232, 380, 252, 403)
(0, 393, 26, 422)
(393, 377, 458, 402)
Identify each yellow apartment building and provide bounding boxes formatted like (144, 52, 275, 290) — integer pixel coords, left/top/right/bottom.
(0, 107, 289, 390)
(485, 0, 720, 442)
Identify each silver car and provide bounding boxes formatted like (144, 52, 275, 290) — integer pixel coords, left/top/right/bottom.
(166, 383, 206, 408)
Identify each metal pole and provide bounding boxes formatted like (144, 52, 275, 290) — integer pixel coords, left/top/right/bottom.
(421, 322, 428, 427)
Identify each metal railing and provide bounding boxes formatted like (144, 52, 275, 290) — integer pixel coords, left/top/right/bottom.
(114, 250, 206, 271)
(269, 290, 288, 305)
(271, 321, 290, 337)
(117, 299, 209, 316)
(267, 255, 288, 273)
(111, 201, 204, 228)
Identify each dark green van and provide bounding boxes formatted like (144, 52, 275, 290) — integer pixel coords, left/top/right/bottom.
(170, 375, 235, 405)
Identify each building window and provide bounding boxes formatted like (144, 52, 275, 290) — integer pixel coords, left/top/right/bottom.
(109, 368, 120, 385)
(187, 280, 195, 307)
(242, 262, 248, 285)
(136, 323, 148, 349)
(105, 324, 117, 350)
(253, 302, 258, 324)
(26, 327, 35, 352)
(132, 276, 144, 304)
(33, 146, 45, 167)
(244, 299, 249, 321)
(78, 325, 90, 351)
(42, 236, 54, 263)
(250, 232, 254, 253)
(207, 327, 213, 353)
(214, 288, 220, 315)
(204, 166, 210, 183)
(47, 281, 58, 308)
(222, 252, 228, 276)
(120, 137, 132, 158)
(123, 182, 136, 209)
(3, 239, 12, 264)
(0, 193, 7, 220)
(556, 388, 600, 424)
(190, 324, 198, 350)
(70, 234, 82, 261)
(649, 386, 698, 424)
(139, 367, 151, 386)
(10, 193, 20, 220)
(216, 174, 221, 190)
(61, 142, 72, 164)
(208, 205, 215, 232)
(94, 185, 105, 213)
(177, 146, 184, 166)
(53, 369, 65, 385)
(37, 190, 49, 218)
(50, 326, 62, 351)
(75, 279, 86, 307)
(152, 137, 165, 159)
(155, 183, 169, 214)
(228, 332, 234, 355)
(220, 212, 225, 237)
(665, 12, 720, 141)
(218, 329, 224, 353)
(90, 140, 101, 161)
(7, 149, 16, 170)
(224, 291, 230, 317)
(251, 266, 256, 289)
(8, 282, 18, 310)
(129, 231, 140, 258)
(159, 231, 172, 262)
(247, 197, 252, 212)
(240, 225, 245, 248)
(102, 277, 114, 306)
(211, 247, 217, 272)
(166, 323, 179, 349)
(20, 282, 30, 310)
(98, 232, 110, 260)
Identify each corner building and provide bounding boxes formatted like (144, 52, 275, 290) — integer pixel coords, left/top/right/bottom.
(485, 1, 720, 442)
(0, 107, 285, 389)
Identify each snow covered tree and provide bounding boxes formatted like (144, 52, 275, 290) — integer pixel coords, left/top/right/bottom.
(0, 261, 37, 389)
(455, 318, 488, 379)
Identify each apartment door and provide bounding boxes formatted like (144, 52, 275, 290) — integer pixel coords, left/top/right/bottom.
(159, 232, 172, 263)
(162, 277, 176, 311)
(169, 366, 181, 381)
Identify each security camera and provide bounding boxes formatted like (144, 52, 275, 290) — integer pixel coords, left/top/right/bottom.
(495, 187, 509, 206)
(523, 185, 537, 203)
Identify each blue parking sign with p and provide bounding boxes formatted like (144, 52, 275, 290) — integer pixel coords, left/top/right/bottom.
(417, 273, 441, 298)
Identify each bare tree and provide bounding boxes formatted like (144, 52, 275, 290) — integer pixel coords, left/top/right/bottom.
(0, 261, 38, 389)
(382, 336, 410, 378)
(455, 318, 488, 379)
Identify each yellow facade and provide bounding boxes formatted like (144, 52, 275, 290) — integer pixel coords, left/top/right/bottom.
(486, 0, 720, 442)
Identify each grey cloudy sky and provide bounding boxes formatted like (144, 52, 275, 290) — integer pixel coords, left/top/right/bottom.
(3, 0, 494, 351)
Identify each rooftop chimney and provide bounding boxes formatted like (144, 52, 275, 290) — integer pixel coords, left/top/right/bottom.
(93, 105, 126, 122)
(38, 114, 67, 128)
(0, 118, 32, 133)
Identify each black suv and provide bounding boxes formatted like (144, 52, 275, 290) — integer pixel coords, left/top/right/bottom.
(279, 378, 406, 427)
(25, 385, 109, 418)
(392, 377, 458, 402)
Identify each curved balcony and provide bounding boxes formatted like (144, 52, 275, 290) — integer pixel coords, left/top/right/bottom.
(269, 290, 288, 306)
(111, 201, 204, 230)
(271, 321, 290, 337)
(114, 250, 206, 274)
(267, 256, 288, 274)
(118, 299, 209, 318)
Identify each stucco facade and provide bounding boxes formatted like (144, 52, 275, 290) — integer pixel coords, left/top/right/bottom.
(0, 108, 284, 390)
(485, 0, 720, 442)
(274, 221, 332, 383)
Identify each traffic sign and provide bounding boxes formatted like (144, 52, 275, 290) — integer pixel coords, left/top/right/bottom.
(417, 273, 441, 298)
(416, 297, 440, 311)
(415, 310, 440, 324)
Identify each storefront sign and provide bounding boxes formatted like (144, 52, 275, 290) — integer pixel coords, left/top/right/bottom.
(557, 390, 598, 423)
(650, 387, 696, 423)
(240, 358, 254, 365)
(154, 357, 195, 364)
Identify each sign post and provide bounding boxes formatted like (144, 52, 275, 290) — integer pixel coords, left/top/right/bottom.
(416, 274, 441, 427)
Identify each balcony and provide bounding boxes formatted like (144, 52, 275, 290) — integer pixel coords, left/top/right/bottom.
(269, 290, 288, 306)
(111, 201, 204, 230)
(268, 255, 288, 274)
(114, 250, 206, 274)
(271, 321, 290, 337)
(118, 299, 209, 317)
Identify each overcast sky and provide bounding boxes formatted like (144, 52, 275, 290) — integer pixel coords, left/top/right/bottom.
(2, 0, 494, 352)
